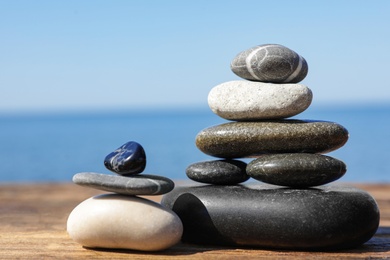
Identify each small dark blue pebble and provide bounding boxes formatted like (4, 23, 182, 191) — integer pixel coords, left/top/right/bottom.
(104, 141, 146, 175)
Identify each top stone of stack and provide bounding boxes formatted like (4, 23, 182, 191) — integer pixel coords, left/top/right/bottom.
(231, 44, 308, 83)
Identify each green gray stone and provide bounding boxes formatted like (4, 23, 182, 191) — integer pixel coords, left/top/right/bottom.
(195, 120, 349, 158)
(247, 153, 347, 187)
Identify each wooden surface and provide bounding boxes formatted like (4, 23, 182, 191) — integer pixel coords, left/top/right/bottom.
(1, 183, 390, 259)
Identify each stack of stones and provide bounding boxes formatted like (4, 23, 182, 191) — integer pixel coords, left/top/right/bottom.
(162, 44, 380, 250)
(67, 141, 183, 251)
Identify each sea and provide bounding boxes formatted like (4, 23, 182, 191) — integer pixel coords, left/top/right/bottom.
(0, 105, 389, 183)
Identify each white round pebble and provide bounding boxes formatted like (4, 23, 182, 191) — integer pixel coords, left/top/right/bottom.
(67, 194, 183, 251)
(208, 80, 313, 120)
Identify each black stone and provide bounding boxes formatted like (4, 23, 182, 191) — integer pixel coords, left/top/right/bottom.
(186, 160, 249, 185)
(246, 153, 347, 187)
(161, 184, 379, 250)
(104, 141, 146, 175)
(73, 172, 174, 195)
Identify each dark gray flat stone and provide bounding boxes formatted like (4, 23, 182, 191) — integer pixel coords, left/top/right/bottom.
(73, 172, 174, 195)
(196, 120, 349, 158)
(104, 141, 146, 175)
(230, 44, 308, 83)
(246, 153, 347, 187)
(186, 160, 249, 185)
(161, 184, 379, 250)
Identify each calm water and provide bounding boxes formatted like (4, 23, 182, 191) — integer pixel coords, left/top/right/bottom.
(0, 105, 389, 182)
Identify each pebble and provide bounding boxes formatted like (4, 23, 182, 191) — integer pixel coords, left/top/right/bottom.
(104, 141, 146, 175)
(186, 159, 249, 185)
(231, 44, 308, 83)
(196, 120, 349, 158)
(208, 80, 312, 120)
(161, 184, 379, 249)
(247, 153, 347, 187)
(73, 172, 174, 196)
(67, 194, 183, 251)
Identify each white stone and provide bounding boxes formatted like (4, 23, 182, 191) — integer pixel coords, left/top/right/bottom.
(208, 80, 312, 121)
(67, 194, 183, 251)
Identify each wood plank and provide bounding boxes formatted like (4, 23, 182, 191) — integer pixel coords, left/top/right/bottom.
(1, 183, 389, 259)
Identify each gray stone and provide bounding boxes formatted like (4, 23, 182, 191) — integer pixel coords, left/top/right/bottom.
(72, 172, 174, 195)
(231, 44, 308, 83)
(208, 80, 312, 120)
(161, 184, 379, 250)
(247, 153, 347, 187)
(186, 160, 249, 185)
(196, 120, 349, 158)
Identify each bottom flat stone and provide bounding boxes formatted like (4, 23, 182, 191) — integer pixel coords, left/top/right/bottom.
(161, 184, 379, 250)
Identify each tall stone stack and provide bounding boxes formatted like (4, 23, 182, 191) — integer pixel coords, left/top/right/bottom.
(162, 44, 380, 250)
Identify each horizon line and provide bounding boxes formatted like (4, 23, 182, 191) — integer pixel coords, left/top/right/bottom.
(1, 101, 390, 118)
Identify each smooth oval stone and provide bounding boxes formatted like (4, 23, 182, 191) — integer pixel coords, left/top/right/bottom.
(247, 153, 347, 187)
(196, 120, 349, 158)
(104, 141, 146, 175)
(208, 80, 312, 121)
(231, 44, 308, 83)
(67, 194, 183, 251)
(186, 159, 249, 185)
(161, 184, 379, 250)
(73, 172, 174, 195)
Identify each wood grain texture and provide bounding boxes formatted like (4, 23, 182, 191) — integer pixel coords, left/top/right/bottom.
(1, 183, 389, 259)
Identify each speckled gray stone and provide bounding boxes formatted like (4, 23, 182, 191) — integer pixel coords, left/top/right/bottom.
(186, 160, 249, 185)
(247, 153, 347, 187)
(208, 80, 312, 121)
(195, 120, 349, 158)
(231, 44, 308, 83)
(73, 172, 174, 195)
(161, 184, 379, 250)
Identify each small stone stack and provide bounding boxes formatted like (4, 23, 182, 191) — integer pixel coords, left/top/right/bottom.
(162, 44, 380, 250)
(67, 141, 183, 251)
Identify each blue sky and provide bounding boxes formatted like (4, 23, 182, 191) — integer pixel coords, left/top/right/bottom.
(1, 1, 389, 114)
